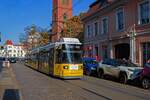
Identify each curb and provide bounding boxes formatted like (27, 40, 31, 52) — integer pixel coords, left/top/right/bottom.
(0, 65, 23, 100)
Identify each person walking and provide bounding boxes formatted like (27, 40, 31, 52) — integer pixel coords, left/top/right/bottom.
(147, 58, 150, 63)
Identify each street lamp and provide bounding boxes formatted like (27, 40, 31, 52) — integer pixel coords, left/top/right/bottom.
(127, 24, 137, 63)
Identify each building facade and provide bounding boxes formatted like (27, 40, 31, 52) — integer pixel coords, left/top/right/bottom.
(51, 0, 72, 42)
(0, 40, 26, 58)
(82, 0, 150, 66)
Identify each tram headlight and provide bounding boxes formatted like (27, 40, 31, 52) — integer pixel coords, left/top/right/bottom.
(63, 66, 69, 69)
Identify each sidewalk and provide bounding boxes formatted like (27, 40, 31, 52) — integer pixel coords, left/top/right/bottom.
(0, 64, 22, 100)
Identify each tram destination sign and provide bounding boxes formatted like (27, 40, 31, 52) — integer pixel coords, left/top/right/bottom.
(62, 44, 81, 51)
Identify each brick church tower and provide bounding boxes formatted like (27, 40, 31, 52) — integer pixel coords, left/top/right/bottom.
(51, 0, 72, 42)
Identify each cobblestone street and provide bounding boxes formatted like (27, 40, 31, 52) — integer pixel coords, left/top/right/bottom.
(11, 63, 150, 100)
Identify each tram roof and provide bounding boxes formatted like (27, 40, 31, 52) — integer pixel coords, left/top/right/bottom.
(30, 38, 82, 54)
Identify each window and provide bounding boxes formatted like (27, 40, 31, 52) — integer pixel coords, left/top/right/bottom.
(56, 49, 62, 63)
(87, 25, 91, 37)
(102, 17, 108, 34)
(8, 50, 12, 52)
(87, 24, 94, 38)
(94, 45, 98, 56)
(94, 22, 98, 36)
(102, 45, 108, 59)
(63, 13, 68, 21)
(116, 8, 124, 31)
(62, 0, 69, 5)
(139, 1, 150, 24)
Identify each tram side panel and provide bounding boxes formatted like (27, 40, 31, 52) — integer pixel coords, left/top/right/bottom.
(27, 53, 38, 70)
(49, 48, 55, 76)
(38, 51, 50, 74)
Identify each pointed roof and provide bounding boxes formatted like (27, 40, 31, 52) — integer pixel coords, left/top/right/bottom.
(5, 40, 13, 45)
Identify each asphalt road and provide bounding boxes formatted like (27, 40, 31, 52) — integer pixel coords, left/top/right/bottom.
(12, 63, 150, 100)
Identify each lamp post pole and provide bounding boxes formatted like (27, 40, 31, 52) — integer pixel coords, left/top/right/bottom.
(130, 24, 136, 63)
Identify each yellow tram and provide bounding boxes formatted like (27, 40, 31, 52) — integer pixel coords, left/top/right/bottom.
(26, 38, 83, 79)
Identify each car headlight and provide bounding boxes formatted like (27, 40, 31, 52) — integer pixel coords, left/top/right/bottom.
(128, 69, 134, 72)
(91, 67, 96, 70)
(130, 70, 142, 79)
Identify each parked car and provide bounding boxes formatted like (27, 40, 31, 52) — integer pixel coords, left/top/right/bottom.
(0, 57, 6, 62)
(138, 63, 150, 89)
(8, 57, 17, 63)
(83, 57, 98, 76)
(97, 59, 143, 84)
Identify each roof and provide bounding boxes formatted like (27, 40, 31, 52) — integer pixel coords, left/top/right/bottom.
(5, 40, 13, 45)
(82, 0, 117, 21)
(89, 0, 101, 8)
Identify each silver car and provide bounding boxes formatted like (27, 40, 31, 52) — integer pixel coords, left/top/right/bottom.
(97, 59, 143, 84)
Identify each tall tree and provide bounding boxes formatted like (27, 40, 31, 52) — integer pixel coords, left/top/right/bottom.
(39, 29, 50, 46)
(19, 25, 50, 50)
(61, 13, 84, 42)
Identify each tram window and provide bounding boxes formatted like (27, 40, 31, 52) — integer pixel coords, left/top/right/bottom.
(56, 50, 62, 64)
(49, 48, 54, 68)
(62, 52, 82, 64)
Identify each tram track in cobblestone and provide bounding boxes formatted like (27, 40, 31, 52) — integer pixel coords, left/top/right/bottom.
(12, 63, 150, 100)
(63, 77, 150, 100)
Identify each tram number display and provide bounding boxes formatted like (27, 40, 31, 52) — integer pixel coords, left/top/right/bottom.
(69, 65, 78, 70)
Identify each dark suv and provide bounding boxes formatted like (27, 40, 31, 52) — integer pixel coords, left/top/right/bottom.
(83, 58, 98, 76)
(139, 63, 150, 89)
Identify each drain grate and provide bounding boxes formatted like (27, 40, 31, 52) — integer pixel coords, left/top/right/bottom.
(2, 89, 21, 100)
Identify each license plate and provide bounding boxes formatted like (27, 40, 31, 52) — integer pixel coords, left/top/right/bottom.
(70, 65, 78, 70)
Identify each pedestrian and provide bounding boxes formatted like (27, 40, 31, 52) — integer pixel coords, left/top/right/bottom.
(96, 55, 101, 62)
(145, 59, 150, 68)
(147, 58, 150, 63)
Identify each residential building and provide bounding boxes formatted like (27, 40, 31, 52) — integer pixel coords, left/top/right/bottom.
(82, 0, 150, 66)
(51, 0, 72, 42)
(0, 40, 26, 58)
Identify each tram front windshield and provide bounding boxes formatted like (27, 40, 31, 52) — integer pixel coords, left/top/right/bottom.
(61, 44, 82, 64)
(62, 52, 82, 64)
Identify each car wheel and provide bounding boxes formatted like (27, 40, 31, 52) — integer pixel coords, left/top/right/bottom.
(142, 78, 150, 89)
(119, 74, 127, 84)
(98, 69, 103, 78)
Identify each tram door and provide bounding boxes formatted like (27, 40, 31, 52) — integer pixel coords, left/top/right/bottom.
(49, 48, 55, 75)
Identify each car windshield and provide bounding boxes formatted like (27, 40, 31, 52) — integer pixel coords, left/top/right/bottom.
(119, 60, 138, 67)
(102, 59, 120, 66)
(92, 60, 97, 64)
(145, 63, 150, 68)
(85, 60, 97, 65)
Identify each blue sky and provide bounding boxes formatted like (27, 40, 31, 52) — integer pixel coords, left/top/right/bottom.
(0, 0, 94, 44)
